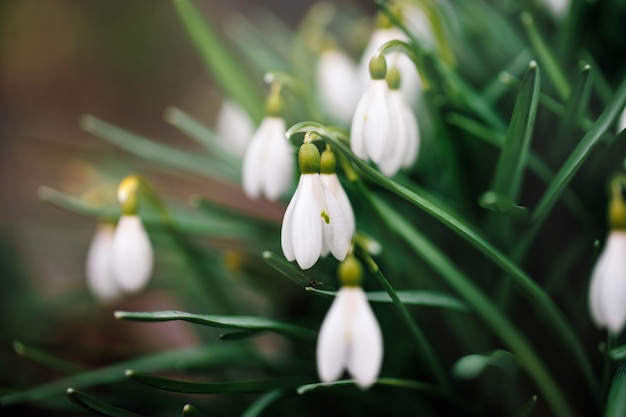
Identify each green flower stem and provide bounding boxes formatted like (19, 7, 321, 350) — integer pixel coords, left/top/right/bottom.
(357, 247, 452, 395)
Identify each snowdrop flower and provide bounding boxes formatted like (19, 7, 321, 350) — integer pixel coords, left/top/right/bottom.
(111, 176, 154, 294)
(378, 67, 420, 176)
(351, 55, 397, 167)
(316, 46, 359, 125)
(242, 86, 294, 201)
(215, 99, 255, 156)
(543, 0, 570, 20)
(86, 222, 121, 303)
(317, 256, 383, 389)
(358, 22, 421, 105)
(281, 142, 350, 269)
(589, 178, 626, 334)
(320, 147, 355, 241)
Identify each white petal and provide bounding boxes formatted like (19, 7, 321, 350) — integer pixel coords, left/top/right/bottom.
(262, 118, 293, 201)
(618, 106, 626, 134)
(291, 175, 323, 269)
(86, 223, 121, 303)
(364, 80, 395, 164)
(345, 287, 383, 389)
(350, 92, 369, 160)
(215, 99, 255, 156)
(589, 244, 609, 329)
(281, 178, 302, 262)
(112, 215, 154, 293)
(317, 49, 359, 125)
(378, 90, 408, 176)
(598, 231, 626, 334)
(322, 182, 350, 261)
(316, 288, 350, 383)
(321, 173, 355, 239)
(241, 122, 266, 199)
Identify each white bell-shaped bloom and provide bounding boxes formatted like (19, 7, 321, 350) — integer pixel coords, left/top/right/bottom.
(316, 48, 360, 125)
(281, 143, 350, 269)
(316, 286, 383, 389)
(351, 78, 396, 166)
(86, 223, 121, 303)
(358, 27, 421, 105)
(242, 116, 294, 201)
(543, 0, 570, 20)
(111, 215, 154, 294)
(321, 173, 355, 242)
(377, 80, 420, 176)
(618, 106, 626, 134)
(589, 230, 626, 334)
(215, 99, 255, 156)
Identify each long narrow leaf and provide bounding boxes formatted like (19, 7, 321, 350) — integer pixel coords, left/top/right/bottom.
(262, 251, 326, 289)
(241, 390, 283, 417)
(67, 388, 144, 417)
(297, 378, 442, 396)
(13, 341, 85, 375)
(605, 362, 626, 417)
(115, 310, 316, 342)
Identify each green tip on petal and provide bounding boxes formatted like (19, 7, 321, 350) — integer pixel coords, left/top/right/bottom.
(609, 177, 626, 230)
(338, 255, 363, 287)
(320, 148, 337, 174)
(299, 143, 321, 174)
(369, 55, 388, 80)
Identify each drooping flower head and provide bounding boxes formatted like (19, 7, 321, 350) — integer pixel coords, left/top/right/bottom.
(589, 176, 626, 334)
(320, 147, 355, 242)
(316, 44, 360, 125)
(316, 255, 383, 389)
(281, 140, 351, 269)
(215, 99, 255, 156)
(242, 84, 294, 201)
(86, 222, 121, 303)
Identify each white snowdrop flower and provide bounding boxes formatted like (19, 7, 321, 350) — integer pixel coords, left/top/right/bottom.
(242, 116, 294, 201)
(351, 55, 397, 167)
(86, 223, 121, 303)
(320, 148, 355, 241)
(316, 47, 359, 125)
(378, 68, 420, 176)
(543, 0, 570, 20)
(317, 257, 383, 389)
(111, 215, 154, 294)
(215, 99, 255, 156)
(281, 143, 350, 269)
(358, 25, 421, 105)
(618, 106, 626, 134)
(589, 181, 626, 334)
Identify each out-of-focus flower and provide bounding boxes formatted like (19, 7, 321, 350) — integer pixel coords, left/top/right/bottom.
(351, 55, 396, 167)
(242, 84, 294, 201)
(543, 0, 570, 20)
(86, 222, 121, 303)
(316, 256, 383, 389)
(215, 99, 255, 156)
(111, 215, 154, 293)
(589, 177, 626, 334)
(281, 143, 350, 269)
(316, 46, 360, 125)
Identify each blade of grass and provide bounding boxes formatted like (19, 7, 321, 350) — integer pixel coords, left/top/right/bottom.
(262, 251, 327, 289)
(481, 49, 534, 104)
(305, 288, 468, 311)
(67, 388, 144, 417)
(287, 122, 596, 394)
(297, 378, 443, 396)
(521, 12, 569, 100)
(114, 310, 316, 342)
(554, 65, 593, 156)
(0, 345, 252, 406)
(241, 390, 283, 417)
(171, 0, 264, 123)
(13, 341, 85, 375)
(605, 362, 626, 417)
(126, 371, 308, 394)
(489, 61, 540, 202)
(80, 115, 226, 179)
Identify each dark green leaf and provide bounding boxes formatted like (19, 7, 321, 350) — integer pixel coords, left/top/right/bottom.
(451, 350, 515, 379)
(13, 340, 85, 375)
(241, 390, 283, 417)
(67, 388, 144, 417)
(262, 251, 326, 289)
(479, 191, 528, 217)
(297, 378, 442, 396)
(605, 362, 626, 417)
(115, 310, 316, 342)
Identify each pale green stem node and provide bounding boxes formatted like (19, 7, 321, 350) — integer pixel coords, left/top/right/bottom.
(320, 148, 337, 174)
(369, 55, 388, 80)
(299, 143, 321, 174)
(338, 255, 363, 287)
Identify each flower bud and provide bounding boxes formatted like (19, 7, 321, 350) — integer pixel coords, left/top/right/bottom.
(339, 255, 362, 287)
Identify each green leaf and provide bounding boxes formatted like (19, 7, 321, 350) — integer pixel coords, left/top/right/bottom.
(490, 61, 540, 201)
(521, 12, 569, 100)
(171, 0, 264, 123)
(67, 388, 144, 417)
(514, 396, 538, 417)
(80, 115, 225, 179)
(451, 350, 514, 379)
(305, 288, 468, 312)
(182, 404, 203, 417)
(287, 122, 595, 396)
(115, 310, 316, 342)
(241, 390, 283, 417)
(558, 64, 593, 137)
(479, 191, 528, 217)
(262, 251, 326, 289)
(13, 340, 85, 375)
(1, 345, 250, 406)
(605, 362, 626, 417)
(529, 75, 626, 236)
(609, 345, 626, 361)
(297, 378, 442, 396)
(126, 371, 308, 394)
